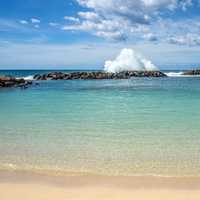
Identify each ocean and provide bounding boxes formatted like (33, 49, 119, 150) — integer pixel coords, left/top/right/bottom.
(0, 70, 200, 176)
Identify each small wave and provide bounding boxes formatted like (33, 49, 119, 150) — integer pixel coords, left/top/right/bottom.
(165, 72, 184, 77)
(23, 75, 34, 80)
(165, 72, 200, 77)
(16, 75, 34, 80)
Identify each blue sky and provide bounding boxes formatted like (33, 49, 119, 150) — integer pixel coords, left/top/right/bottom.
(0, 0, 200, 69)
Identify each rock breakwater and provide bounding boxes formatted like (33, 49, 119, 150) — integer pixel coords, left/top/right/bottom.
(33, 71, 167, 81)
(0, 76, 32, 88)
(183, 69, 200, 76)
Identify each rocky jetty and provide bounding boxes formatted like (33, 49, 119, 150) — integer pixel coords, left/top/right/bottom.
(183, 69, 200, 76)
(33, 71, 167, 81)
(0, 76, 32, 88)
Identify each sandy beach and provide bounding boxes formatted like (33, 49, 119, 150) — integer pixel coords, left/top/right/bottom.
(0, 171, 200, 200)
(1, 0, 200, 199)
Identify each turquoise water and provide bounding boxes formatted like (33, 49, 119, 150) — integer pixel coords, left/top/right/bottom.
(0, 70, 200, 176)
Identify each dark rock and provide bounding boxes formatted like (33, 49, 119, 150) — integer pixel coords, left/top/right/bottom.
(33, 71, 167, 81)
(183, 69, 200, 76)
(33, 74, 41, 80)
(0, 76, 32, 88)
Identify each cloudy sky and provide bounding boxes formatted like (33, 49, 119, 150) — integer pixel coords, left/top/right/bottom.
(0, 0, 200, 69)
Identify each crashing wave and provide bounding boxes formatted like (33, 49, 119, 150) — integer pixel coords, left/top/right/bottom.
(104, 48, 158, 73)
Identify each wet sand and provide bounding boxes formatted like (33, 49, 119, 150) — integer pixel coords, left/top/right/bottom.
(1, 171, 200, 200)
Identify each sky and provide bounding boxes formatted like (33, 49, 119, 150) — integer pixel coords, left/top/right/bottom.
(0, 0, 200, 69)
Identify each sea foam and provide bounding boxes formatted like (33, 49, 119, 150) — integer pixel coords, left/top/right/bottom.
(104, 48, 158, 73)
(165, 72, 200, 77)
(23, 75, 34, 80)
(165, 72, 184, 77)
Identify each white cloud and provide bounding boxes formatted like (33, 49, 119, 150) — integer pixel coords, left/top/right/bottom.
(64, 16, 80, 23)
(31, 18, 41, 24)
(19, 20, 28, 25)
(76, 0, 192, 17)
(34, 24, 40, 29)
(0, 19, 34, 32)
(0, 42, 116, 68)
(78, 12, 99, 20)
(1, 41, 200, 69)
(96, 31, 127, 41)
(49, 22, 59, 27)
(62, 0, 194, 42)
(143, 33, 158, 41)
(180, 0, 193, 11)
(152, 18, 200, 46)
(0, 19, 21, 31)
(62, 18, 129, 40)
(168, 34, 200, 46)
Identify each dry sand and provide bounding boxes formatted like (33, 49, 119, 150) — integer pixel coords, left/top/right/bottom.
(0, 171, 200, 200)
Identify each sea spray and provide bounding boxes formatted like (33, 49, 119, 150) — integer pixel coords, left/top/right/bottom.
(16, 75, 34, 81)
(23, 75, 34, 81)
(104, 48, 158, 73)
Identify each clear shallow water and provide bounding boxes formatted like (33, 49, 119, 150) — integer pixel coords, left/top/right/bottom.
(0, 70, 200, 176)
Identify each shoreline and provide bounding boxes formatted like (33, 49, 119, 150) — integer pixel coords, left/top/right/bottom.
(1, 170, 200, 200)
(1, 167, 200, 178)
(2, 170, 200, 188)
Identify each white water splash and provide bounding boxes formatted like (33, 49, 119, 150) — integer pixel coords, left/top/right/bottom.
(165, 72, 200, 77)
(104, 48, 158, 73)
(23, 75, 34, 80)
(165, 72, 184, 77)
